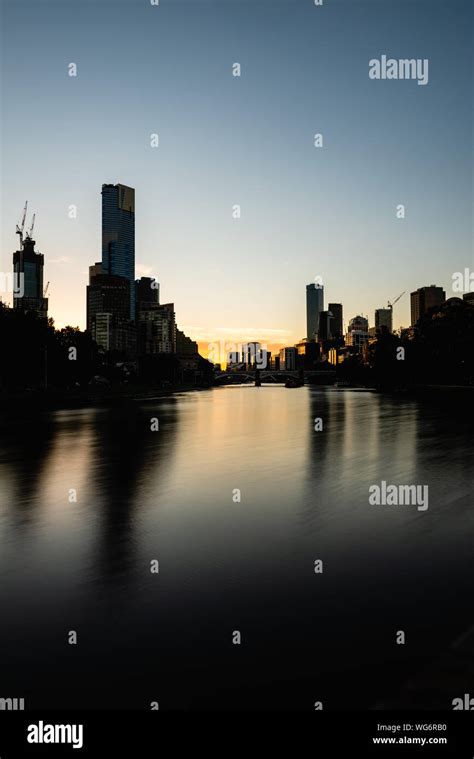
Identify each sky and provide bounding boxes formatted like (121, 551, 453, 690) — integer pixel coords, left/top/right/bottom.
(1, 0, 472, 358)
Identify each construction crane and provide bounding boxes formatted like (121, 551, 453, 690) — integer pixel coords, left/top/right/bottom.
(44, 281, 50, 297)
(26, 213, 35, 240)
(387, 291, 405, 310)
(15, 201, 28, 248)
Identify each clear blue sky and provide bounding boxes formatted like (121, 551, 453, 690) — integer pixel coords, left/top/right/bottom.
(1, 0, 472, 350)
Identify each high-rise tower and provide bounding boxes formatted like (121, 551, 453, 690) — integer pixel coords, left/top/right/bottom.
(12, 233, 48, 318)
(101, 183, 135, 319)
(306, 283, 324, 340)
(410, 285, 445, 326)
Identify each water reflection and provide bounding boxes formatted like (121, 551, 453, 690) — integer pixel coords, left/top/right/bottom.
(0, 387, 472, 709)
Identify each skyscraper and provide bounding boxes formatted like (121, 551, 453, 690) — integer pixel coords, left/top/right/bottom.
(328, 303, 343, 338)
(137, 302, 176, 355)
(345, 315, 369, 352)
(136, 276, 160, 318)
(86, 270, 136, 355)
(101, 183, 135, 320)
(306, 283, 324, 340)
(410, 285, 445, 326)
(318, 310, 332, 341)
(87, 271, 130, 334)
(375, 307, 392, 334)
(12, 233, 48, 318)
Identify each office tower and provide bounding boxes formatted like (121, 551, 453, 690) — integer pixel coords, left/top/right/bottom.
(136, 276, 159, 317)
(101, 183, 135, 320)
(345, 315, 369, 352)
(295, 339, 320, 369)
(137, 302, 176, 354)
(375, 307, 393, 334)
(87, 272, 130, 333)
(306, 283, 324, 340)
(318, 310, 332, 341)
(328, 303, 343, 338)
(86, 271, 136, 355)
(410, 285, 445, 326)
(12, 233, 48, 318)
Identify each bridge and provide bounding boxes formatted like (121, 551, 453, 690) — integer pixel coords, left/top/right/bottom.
(214, 370, 336, 385)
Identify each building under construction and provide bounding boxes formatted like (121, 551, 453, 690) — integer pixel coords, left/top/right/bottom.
(12, 203, 48, 318)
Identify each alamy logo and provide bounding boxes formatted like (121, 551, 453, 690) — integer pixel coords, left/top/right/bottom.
(0, 271, 24, 298)
(0, 697, 25, 710)
(369, 481, 429, 511)
(452, 694, 474, 710)
(369, 55, 429, 86)
(452, 268, 473, 293)
(27, 721, 83, 749)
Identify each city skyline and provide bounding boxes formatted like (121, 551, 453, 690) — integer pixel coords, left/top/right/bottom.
(1, 0, 472, 352)
(5, 184, 456, 362)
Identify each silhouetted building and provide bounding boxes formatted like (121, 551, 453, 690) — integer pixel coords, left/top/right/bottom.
(102, 183, 135, 319)
(411, 285, 445, 326)
(176, 328, 197, 355)
(242, 342, 261, 368)
(87, 272, 136, 356)
(12, 234, 48, 317)
(318, 310, 332, 341)
(296, 339, 320, 369)
(306, 283, 324, 340)
(375, 307, 392, 334)
(463, 292, 474, 305)
(137, 302, 176, 354)
(328, 346, 350, 365)
(87, 272, 130, 333)
(93, 312, 136, 355)
(135, 276, 159, 317)
(345, 315, 369, 352)
(328, 303, 343, 338)
(279, 347, 297, 370)
(261, 350, 271, 369)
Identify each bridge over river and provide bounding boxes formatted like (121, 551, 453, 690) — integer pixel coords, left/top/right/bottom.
(214, 370, 336, 385)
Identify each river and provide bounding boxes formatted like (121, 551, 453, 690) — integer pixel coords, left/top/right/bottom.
(0, 386, 472, 709)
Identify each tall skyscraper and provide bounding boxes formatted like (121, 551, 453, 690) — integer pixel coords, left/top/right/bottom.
(306, 283, 324, 340)
(12, 233, 48, 318)
(328, 303, 343, 338)
(375, 307, 392, 334)
(102, 183, 135, 320)
(410, 285, 445, 326)
(318, 310, 332, 341)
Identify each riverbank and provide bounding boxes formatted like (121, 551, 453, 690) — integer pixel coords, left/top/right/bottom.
(0, 383, 212, 413)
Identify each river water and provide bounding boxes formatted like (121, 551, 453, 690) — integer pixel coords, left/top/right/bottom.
(0, 386, 472, 709)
